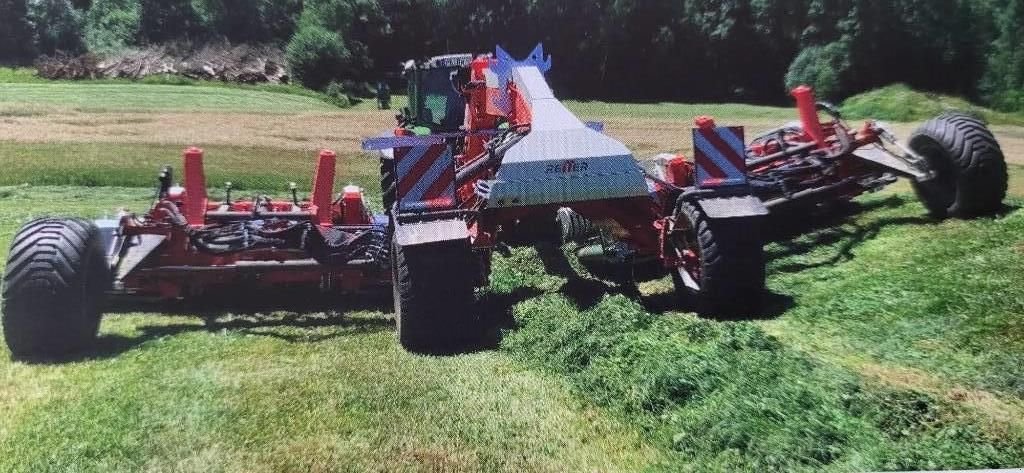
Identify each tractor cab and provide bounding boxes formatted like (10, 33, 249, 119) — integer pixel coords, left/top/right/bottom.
(401, 54, 472, 133)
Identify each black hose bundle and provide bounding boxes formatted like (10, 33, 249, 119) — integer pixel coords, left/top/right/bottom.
(189, 220, 306, 254)
(307, 226, 389, 266)
(188, 218, 389, 267)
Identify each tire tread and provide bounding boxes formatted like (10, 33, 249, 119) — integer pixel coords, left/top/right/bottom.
(2, 218, 109, 358)
(909, 112, 1007, 218)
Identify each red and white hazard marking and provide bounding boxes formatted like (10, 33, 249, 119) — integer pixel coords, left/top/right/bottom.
(692, 126, 747, 188)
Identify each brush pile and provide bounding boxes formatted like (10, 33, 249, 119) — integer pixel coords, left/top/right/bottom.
(35, 43, 288, 84)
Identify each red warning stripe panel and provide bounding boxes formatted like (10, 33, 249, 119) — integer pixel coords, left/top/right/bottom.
(394, 143, 456, 212)
(422, 165, 455, 202)
(693, 126, 747, 188)
(397, 144, 445, 196)
(699, 156, 728, 179)
(701, 127, 746, 171)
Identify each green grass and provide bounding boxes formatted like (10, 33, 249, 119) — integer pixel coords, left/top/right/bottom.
(0, 143, 379, 194)
(841, 84, 1024, 126)
(0, 68, 798, 119)
(0, 82, 342, 113)
(0, 68, 362, 111)
(0, 314, 659, 471)
(2, 171, 1023, 471)
(0, 68, 45, 84)
(487, 180, 1024, 471)
(763, 196, 1024, 396)
(0, 185, 661, 473)
(1, 82, 1024, 470)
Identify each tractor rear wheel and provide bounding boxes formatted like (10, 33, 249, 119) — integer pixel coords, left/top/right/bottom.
(670, 201, 765, 317)
(2, 218, 110, 359)
(392, 237, 477, 353)
(908, 113, 1007, 218)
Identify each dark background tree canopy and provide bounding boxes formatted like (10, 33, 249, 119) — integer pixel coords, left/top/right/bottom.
(1, 0, 1022, 110)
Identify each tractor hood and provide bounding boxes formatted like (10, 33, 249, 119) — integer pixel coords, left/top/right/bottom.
(480, 66, 651, 208)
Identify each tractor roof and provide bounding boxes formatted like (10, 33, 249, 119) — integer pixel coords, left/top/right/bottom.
(419, 53, 474, 70)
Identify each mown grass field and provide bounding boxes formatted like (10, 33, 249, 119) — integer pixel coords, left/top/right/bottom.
(1, 78, 1024, 472)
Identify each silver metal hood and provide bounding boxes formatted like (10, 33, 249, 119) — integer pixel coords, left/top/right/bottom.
(481, 66, 651, 208)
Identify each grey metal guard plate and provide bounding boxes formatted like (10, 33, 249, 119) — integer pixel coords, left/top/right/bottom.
(853, 146, 930, 180)
(698, 195, 770, 219)
(115, 234, 167, 280)
(395, 219, 469, 247)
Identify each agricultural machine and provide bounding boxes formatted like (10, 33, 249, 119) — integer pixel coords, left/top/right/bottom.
(1, 149, 392, 358)
(366, 44, 1007, 351)
(1, 44, 1007, 358)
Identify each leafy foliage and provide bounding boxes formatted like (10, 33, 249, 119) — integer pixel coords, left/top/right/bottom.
(82, 0, 139, 53)
(323, 80, 352, 107)
(785, 43, 849, 99)
(0, 0, 35, 64)
(285, 23, 350, 90)
(982, 0, 1024, 111)
(192, 0, 302, 44)
(3, 0, 1024, 109)
(28, 0, 86, 56)
(136, 0, 202, 44)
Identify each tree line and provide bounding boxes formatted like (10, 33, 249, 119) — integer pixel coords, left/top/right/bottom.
(1, 0, 1022, 110)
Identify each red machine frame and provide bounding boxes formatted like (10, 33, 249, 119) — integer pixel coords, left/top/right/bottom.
(110, 148, 390, 300)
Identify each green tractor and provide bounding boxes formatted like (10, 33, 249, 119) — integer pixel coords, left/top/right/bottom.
(398, 54, 474, 134)
(379, 54, 475, 215)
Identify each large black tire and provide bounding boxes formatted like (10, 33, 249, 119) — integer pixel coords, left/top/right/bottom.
(380, 156, 396, 216)
(671, 202, 765, 317)
(2, 218, 110, 359)
(908, 113, 1008, 218)
(392, 236, 477, 353)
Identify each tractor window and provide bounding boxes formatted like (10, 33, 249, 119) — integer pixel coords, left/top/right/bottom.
(415, 67, 465, 131)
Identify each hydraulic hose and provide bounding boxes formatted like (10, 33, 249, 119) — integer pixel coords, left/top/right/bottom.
(454, 129, 527, 186)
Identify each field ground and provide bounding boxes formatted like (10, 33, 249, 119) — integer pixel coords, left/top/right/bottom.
(1, 81, 1024, 472)
(2, 81, 1023, 190)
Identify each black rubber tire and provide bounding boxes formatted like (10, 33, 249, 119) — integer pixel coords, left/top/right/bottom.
(908, 112, 1008, 218)
(671, 201, 765, 317)
(2, 218, 110, 359)
(392, 236, 477, 353)
(380, 156, 396, 216)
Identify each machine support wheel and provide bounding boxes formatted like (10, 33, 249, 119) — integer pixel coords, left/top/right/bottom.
(670, 201, 765, 317)
(908, 113, 1008, 218)
(2, 218, 110, 359)
(392, 236, 477, 353)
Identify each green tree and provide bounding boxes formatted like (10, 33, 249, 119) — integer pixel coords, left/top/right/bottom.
(137, 0, 202, 43)
(982, 0, 1024, 110)
(286, 23, 351, 89)
(83, 0, 139, 53)
(29, 0, 86, 55)
(789, 0, 989, 99)
(192, 0, 301, 43)
(785, 42, 850, 99)
(0, 0, 35, 64)
(286, 0, 383, 89)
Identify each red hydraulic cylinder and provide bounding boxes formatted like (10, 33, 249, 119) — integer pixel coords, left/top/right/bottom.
(183, 147, 207, 227)
(311, 149, 336, 226)
(792, 85, 827, 149)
